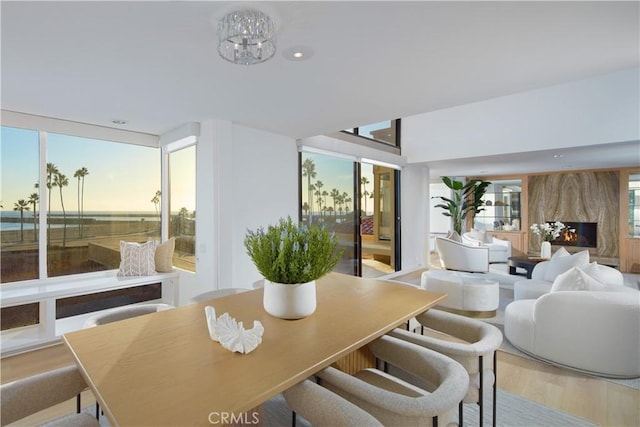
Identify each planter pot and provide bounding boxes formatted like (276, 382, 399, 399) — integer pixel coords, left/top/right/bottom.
(263, 280, 317, 320)
(540, 241, 552, 259)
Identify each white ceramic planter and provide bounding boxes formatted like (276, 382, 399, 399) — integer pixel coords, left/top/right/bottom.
(263, 280, 317, 319)
(540, 241, 552, 259)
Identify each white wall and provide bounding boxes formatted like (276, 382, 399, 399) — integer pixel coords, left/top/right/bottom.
(181, 121, 298, 303)
(402, 68, 640, 163)
(400, 164, 430, 270)
(229, 124, 299, 289)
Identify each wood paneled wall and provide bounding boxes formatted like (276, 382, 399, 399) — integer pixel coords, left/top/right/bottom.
(528, 171, 620, 258)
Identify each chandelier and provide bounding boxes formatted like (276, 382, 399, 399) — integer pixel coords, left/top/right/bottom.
(217, 9, 276, 65)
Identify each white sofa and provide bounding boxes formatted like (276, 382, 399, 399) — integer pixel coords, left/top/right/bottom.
(435, 236, 489, 273)
(513, 248, 591, 300)
(462, 230, 511, 263)
(505, 262, 640, 378)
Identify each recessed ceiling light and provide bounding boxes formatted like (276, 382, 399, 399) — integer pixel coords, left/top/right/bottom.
(282, 46, 314, 61)
(112, 119, 127, 125)
(553, 154, 564, 158)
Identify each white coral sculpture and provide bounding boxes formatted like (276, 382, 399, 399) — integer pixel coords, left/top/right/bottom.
(205, 306, 264, 354)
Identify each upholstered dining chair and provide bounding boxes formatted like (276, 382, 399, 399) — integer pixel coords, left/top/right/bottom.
(283, 379, 383, 426)
(82, 303, 174, 328)
(190, 287, 249, 303)
(1, 365, 100, 427)
(388, 309, 503, 427)
(315, 334, 469, 427)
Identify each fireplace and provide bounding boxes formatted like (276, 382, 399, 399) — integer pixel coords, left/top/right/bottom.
(551, 221, 597, 248)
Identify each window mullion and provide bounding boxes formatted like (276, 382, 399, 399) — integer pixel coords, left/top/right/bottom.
(38, 131, 48, 279)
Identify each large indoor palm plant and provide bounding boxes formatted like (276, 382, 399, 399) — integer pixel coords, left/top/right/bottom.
(432, 177, 491, 234)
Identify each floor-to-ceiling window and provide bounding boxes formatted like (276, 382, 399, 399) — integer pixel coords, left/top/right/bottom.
(299, 151, 399, 278)
(300, 152, 358, 275)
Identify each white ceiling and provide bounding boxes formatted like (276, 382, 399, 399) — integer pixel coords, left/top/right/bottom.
(2, 1, 639, 175)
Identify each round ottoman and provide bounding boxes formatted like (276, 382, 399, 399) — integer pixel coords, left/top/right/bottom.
(421, 270, 499, 318)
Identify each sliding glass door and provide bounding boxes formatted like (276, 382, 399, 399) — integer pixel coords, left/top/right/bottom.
(299, 152, 399, 277)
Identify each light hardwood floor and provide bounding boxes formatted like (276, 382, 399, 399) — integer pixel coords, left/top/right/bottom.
(2, 341, 639, 426)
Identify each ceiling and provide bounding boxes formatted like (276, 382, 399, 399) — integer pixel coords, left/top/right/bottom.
(1, 1, 639, 176)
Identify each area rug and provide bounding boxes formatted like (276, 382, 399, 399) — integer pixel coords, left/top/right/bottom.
(80, 386, 596, 427)
(262, 387, 598, 427)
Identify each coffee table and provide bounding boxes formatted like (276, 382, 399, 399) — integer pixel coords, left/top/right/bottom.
(507, 256, 547, 279)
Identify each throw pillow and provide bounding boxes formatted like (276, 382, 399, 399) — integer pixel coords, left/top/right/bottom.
(551, 247, 570, 259)
(118, 240, 157, 277)
(550, 266, 608, 292)
(580, 262, 624, 287)
(543, 249, 589, 282)
(467, 229, 487, 243)
(155, 237, 175, 273)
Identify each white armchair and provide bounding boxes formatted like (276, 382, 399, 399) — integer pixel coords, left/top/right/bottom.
(462, 230, 512, 263)
(435, 237, 489, 273)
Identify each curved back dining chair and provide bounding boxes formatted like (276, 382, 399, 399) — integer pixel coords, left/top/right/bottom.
(389, 309, 503, 427)
(1, 365, 99, 427)
(315, 334, 468, 427)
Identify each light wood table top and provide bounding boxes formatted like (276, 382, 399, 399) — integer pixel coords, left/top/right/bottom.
(63, 272, 445, 426)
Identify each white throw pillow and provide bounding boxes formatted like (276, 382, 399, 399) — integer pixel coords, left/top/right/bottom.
(118, 240, 157, 277)
(551, 247, 570, 259)
(580, 262, 624, 287)
(550, 266, 609, 292)
(543, 249, 589, 282)
(467, 229, 487, 243)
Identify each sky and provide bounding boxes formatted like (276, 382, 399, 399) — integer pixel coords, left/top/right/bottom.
(1, 126, 195, 213)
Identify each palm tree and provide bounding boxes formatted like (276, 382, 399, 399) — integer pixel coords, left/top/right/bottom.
(315, 180, 324, 218)
(46, 163, 59, 245)
(151, 190, 161, 217)
(13, 199, 30, 242)
(74, 167, 89, 238)
(301, 159, 316, 221)
(360, 177, 370, 215)
(54, 172, 69, 247)
(330, 189, 340, 217)
(28, 192, 39, 241)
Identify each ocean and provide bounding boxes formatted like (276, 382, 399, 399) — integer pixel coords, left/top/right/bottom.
(0, 211, 160, 232)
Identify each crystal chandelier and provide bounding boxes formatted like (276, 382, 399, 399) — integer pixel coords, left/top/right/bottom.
(217, 9, 276, 65)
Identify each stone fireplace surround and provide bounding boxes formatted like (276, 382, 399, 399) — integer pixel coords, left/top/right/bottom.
(528, 171, 619, 265)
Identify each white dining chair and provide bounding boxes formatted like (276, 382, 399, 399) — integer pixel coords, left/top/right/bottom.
(388, 309, 503, 427)
(315, 334, 469, 427)
(283, 379, 383, 426)
(1, 365, 99, 427)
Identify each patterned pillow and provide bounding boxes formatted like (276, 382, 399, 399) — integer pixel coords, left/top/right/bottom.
(154, 237, 175, 273)
(118, 241, 157, 277)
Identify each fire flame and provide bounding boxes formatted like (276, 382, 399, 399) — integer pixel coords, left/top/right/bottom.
(560, 229, 578, 243)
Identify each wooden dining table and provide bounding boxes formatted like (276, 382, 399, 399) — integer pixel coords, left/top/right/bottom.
(63, 272, 446, 426)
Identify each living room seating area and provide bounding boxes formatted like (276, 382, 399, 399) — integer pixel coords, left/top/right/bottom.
(504, 248, 640, 378)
